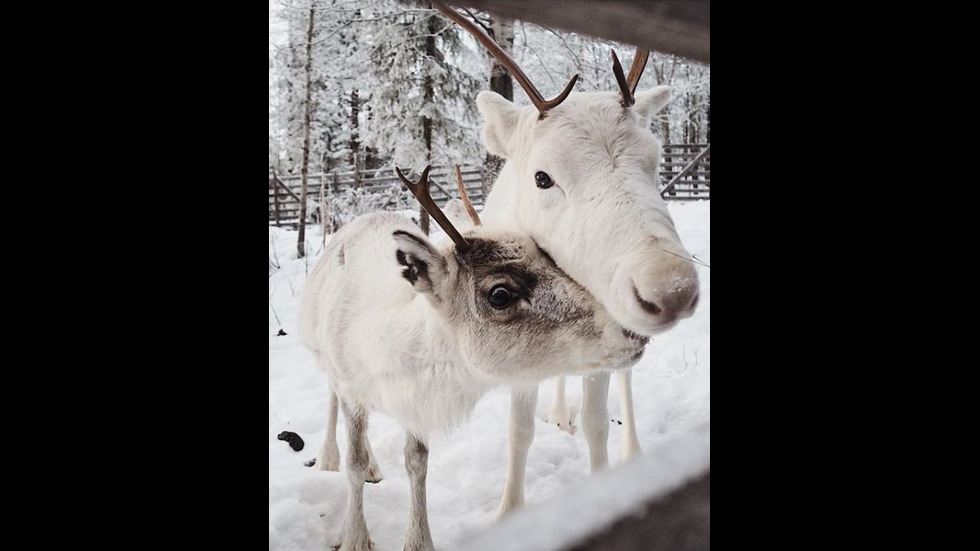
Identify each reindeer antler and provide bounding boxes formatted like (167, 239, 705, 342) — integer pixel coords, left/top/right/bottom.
(611, 49, 650, 107)
(455, 165, 482, 226)
(431, 0, 578, 117)
(396, 166, 471, 251)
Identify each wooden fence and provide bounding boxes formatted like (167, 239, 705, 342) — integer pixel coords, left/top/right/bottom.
(269, 144, 709, 226)
(269, 166, 485, 227)
(660, 143, 710, 201)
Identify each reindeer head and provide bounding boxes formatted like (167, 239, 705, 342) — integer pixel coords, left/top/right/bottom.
(394, 166, 646, 383)
(431, 1, 699, 337)
(477, 84, 699, 337)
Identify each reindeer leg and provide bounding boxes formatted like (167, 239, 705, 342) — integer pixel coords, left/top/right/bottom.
(311, 375, 380, 482)
(334, 400, 373, 551)
(495, 386, 538, 521)
(616, 368, 642, 461)
(582, 372, 611, 472)
(313, 388, 341, 471)
(403, 432, 434, 551)
(545, 376, 574, 433)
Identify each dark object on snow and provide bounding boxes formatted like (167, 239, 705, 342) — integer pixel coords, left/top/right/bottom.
(277, 329, 287, 336)
(277, 431, 305, 451)
(304, 458, 317, 467)
(612, 419, 623, 425)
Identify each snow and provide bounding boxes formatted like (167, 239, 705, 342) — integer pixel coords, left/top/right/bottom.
(269, 201, 709, 550)
(463, 421, 709, 551)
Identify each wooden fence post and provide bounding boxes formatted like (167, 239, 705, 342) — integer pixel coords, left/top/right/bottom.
(320, 172, 327, 243)
(480, 165, 487, 198)
(272, 172, 281, 226)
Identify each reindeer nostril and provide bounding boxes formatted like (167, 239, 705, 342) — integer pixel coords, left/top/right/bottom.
(632, 285, 662, 315)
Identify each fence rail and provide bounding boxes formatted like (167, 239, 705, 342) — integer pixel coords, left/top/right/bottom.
(269, 144, 709, 226)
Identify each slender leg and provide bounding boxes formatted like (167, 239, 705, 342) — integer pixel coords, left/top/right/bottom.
(315, 389, 341, 471)
(545, 376, 573, 433)
(582, 372, 611, 472)
(616, 368, 642, 461)
(403, 432, 434, 551)
(314, 386, 382, 482)
(335, 401, 373, 551)
(495, 386, 538, 521)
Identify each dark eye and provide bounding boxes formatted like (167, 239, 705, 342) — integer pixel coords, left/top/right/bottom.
(487, 285, 514, 309)
(534, 171, 554, 189)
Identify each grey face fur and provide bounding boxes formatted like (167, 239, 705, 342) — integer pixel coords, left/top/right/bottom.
(395, 228, 648, 384)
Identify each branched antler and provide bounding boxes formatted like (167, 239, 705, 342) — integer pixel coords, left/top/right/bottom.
(396, 166, 471, 251)
(612, 49, 650, 106)
(431, 0, 578, 117)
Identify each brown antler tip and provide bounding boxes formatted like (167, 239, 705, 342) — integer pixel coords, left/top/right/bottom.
(395, 166, 411, 186)
(455, 164, 482, 227)
(611, 49, 634, 107)
(561, 74, 580, 98)
(396, 165, 432, 189)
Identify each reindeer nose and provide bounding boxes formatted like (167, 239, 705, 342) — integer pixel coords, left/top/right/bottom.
(632, 280, 699, 326)
(612, 251, 700, 335)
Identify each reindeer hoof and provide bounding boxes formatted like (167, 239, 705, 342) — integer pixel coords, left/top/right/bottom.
(365, 464, 383, 484)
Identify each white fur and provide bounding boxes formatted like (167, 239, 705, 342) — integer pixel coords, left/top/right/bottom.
(299, 211, 644, 550)
(476, 88, 701, 517)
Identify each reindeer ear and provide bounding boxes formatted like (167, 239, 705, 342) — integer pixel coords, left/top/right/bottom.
(633, 86, 671, 123)
(477, 91, 523, 158)
(393, 230, 448, 299)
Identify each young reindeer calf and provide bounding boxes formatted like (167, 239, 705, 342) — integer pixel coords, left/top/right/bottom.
(298, 166, 647, 551)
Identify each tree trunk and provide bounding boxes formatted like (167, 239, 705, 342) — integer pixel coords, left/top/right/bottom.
(706, 93, 710, 143)
(488, 18, 514, 102)
(653, 54, 670, 144)
(350, 88, 361, 188)
(320, 173, 327, 243)
(683, 94, 691, 144)
(483, 15, 514, 195)
(297, 2, 315, 258)
(420, 14, 440, 235)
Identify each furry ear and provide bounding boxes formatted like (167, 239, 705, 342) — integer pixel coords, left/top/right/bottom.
(633, 86, 671, 123)
(476, 91, 523, 158)
(393, 230, 448, 300)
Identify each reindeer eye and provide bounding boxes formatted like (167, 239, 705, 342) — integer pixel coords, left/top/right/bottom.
(534, 171, 554, 189)
(487, 285, 514, 309)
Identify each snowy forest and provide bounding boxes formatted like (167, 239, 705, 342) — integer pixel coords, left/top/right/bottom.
(268, 0, 710, 179)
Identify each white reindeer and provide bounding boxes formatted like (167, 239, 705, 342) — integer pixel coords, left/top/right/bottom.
(299, 167, 648, 551)
(430, 2, 701, 519)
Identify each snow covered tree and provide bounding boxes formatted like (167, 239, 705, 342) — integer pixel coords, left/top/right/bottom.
(359, 1, 482, 233)
(360, 2, 482, 172)
(271, 0, 365, 177)
(269, 2, 709, 233)
(481, 12, 515, 193)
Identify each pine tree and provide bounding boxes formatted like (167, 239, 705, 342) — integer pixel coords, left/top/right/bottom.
(361, 1, 482, 172)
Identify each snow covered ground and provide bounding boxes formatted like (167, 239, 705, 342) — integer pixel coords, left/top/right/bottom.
(269, 202, 709, 550)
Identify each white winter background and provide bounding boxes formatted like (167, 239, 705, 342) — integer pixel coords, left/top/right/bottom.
(268, 202, 710, 550)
